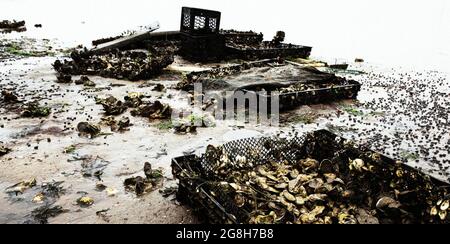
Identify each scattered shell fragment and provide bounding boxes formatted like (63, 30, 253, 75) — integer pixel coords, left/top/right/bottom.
(282, 191, 296, 202)
(77, 196, 94, 207)
(440, 200, 449, 211)
(183, 132, 450, 225)
(106, 188, 118, 197)
(376, 197, 401, 209)
(275, 183, 288, 189)
(349, 159, 365, 171)
(5, 178, 37, 195)
(32, 193, 46, 204)
(96, 182, 107, 191)
(431, 206, 439, 216)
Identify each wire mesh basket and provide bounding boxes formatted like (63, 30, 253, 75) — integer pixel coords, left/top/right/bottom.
(172, 130, 450, 224)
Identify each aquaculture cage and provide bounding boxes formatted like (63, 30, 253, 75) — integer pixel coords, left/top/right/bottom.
(172, 130, 450, 224)
(226, 44, 312, 61)
(178, 7, 225, 62)
(183, 59, 362, 111)
(180, 7, 221, 35)
(179, 33, 226, 62)
(239, 79, 362, 112)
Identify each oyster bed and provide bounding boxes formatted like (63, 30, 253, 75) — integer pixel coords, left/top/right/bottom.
(173, 130, 450, 224)
(53, 48, 175, 81)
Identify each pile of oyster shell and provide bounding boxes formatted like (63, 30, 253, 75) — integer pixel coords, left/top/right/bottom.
(275, 78, 352, 94)
(200, 140, 449, 224)
(53, 48, 174, 81)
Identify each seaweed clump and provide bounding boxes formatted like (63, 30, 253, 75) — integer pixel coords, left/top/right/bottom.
(21, 102, 51, 118)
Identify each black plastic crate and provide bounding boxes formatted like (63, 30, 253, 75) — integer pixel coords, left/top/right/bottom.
(180, 7, 221, 35)
(179, 33, 226, 62)
(172, 130, 450, 224)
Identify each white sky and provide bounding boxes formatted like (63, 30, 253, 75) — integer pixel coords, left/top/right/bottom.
(1, 0, 449, 71)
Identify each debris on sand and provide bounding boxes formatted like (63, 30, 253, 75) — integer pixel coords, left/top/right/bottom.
(21, 102, 51, 118)
(34, 24, 42, 28)
(96, 182, 107, 191)
(100, 116, 132, 132)
(77, 122, 101, 138)
(1, 90, 19, 103)
(106, 188, 118, 197)
(96, 96, 128, 116)
(77, 196, 95, 207)
(40, 181, 66, 199)
(124, 176, 147, 195)
(74, 75, 95, 87)
(5, 178, 37, 195)
(53, 48, 174, 81)
(63, 145, 77, 154)
(26, 205, 67, 224)
(32, 181, 66, 204)
(124, 93, 144, 108)
(80, 156, 111, 180)
(171, 114, 213, 134)
(117, 117, 131, 131)
(173, 124, 197, 134)
(0, 146, 11, 157)
(56, 73, 72, 83)
(355, 58, 365, 63)
(124, 162, 164, 196)
(96, 208, 111, 223)
(152, 83, 166, 92)
(130, 100, 172, 120)
(159, 186, 178, 198)
(0, 20, 26, 32)
(75, 75, 90, 85)
(83, 79, 96, 87)
(32, 193, 46, 204)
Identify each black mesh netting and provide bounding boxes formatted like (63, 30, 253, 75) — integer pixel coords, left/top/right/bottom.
(172, 130, 450, 224)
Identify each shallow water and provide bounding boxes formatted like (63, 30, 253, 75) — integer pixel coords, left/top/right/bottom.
(1, 0, 450, 72)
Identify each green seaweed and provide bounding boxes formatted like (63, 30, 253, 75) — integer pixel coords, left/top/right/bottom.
(341, 105, 365, 117)
(63, 145, 76, 154)
(156, 120, 174, 131)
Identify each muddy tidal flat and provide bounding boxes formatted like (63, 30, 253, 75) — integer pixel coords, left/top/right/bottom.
(1, 37, 449, 224)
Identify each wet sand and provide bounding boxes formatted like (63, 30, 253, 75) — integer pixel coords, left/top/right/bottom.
(0, 37, 449, 224)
